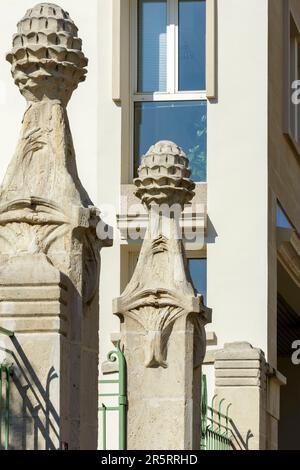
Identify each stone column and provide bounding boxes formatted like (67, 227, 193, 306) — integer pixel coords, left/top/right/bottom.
(0, 4, 101, 450)
(214, 343, 286, 450)
(113, 141, 211, 450)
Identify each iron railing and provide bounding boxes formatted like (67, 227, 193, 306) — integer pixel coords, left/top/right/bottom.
(98, 344, 127, 450)
(201, 374, 233, 450)
(0, 364, 13, 451)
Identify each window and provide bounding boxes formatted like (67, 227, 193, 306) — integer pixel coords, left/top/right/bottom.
(284, 5, 300, 153)
(188, 258, 207, 304)
(178, 0, 206, 91)
(132, 0, 207, 182)
(276, 204, 293, 230)
(289, 16, 300, 147)
(129, 252, 207, 303)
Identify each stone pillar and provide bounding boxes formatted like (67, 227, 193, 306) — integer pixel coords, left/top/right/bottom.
(113, 141, 211, 450)
(0, 4, 101, 450)
(214, 343, 286, 450)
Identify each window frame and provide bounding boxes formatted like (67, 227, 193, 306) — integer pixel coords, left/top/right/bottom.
(284, 2, 300, 156)
(130, 0, 207, 180)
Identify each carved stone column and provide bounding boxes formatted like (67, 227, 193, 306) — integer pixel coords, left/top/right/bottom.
(0, 4, 101, 450)
(113, 141, 211, 450)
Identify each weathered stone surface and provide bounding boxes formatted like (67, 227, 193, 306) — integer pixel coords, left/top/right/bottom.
(113, 141, 211, 450)
(6, 3, 87, 105)
(0, 3, 101, 450)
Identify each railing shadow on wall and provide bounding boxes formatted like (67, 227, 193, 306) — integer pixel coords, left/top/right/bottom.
(0, 329, 60, 450)
(201, 374, 253, 451)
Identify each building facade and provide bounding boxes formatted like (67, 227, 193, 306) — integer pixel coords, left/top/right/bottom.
(0, 0, 299, 450)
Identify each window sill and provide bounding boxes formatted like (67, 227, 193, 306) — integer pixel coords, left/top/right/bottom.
(118, 182, 207, 249)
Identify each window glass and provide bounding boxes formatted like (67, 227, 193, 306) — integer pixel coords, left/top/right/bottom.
(289, 19, 300, 145)
(188, 258, 207, 304)
(178, 0, 206, 91)
(134, 100, 207, 181)
(276, 205, 293, 229)
(138, 0, 167, 92)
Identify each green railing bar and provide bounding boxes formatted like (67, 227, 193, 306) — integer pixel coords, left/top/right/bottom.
(218, 399, 225, 434)
(107, 344, 127, 450)
(99, 380, 119, 384)
(102, 404, 107, 450)
(99, 407, 119, 412)
(0, 328, 14, 338)
(201, 374, 233, 451)
(98, 393, 119, 397)
(99, 343, 127, 450)
(225, 403, 232, 440)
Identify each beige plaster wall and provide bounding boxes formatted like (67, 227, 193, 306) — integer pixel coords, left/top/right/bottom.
(206, 0, 269, 365)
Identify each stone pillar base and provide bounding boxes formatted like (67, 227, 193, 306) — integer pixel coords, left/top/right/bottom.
(214, 342, 286, 450)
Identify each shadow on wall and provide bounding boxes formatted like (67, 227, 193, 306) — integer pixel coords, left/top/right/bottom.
(206, 216, 218, 245)
(229, 419, 253, 450)
(1, 337, 60, 450)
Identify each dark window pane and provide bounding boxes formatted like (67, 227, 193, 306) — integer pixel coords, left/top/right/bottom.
(188, 259, 207, 304)
(138, 0, 167, 92)
(179, 0, 206, 91)
(134, 100, 207, 182)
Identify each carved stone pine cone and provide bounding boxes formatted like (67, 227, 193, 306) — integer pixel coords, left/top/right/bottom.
(134, 141, 195, 207)
(6, 3, 88, 104)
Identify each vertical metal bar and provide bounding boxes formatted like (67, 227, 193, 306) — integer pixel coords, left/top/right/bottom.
(104, 343, 127, 451)
(200, 374, 207, 450)
(211, 395, 217, 429)
(117, 344, 127, 451)
(5, 366, 10, 451)
(0, 365, 2, 449)
(102, 405, 107, 451)
(225, 403, 232, 450)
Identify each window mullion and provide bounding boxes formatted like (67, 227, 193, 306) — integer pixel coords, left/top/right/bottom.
(174, 0, 179, 93)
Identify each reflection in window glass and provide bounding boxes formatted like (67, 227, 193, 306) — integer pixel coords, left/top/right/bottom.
(179, 0, 206, 91)
(134, 101, 207, 182)
(276, 205, 293, 229)
(138, 0, 167, 92)
(188, 259, 207, 304)
(289, 19, 300, 145)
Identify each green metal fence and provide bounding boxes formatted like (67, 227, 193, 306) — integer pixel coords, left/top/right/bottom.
(98, 344, 127, 450)
(201, 374, 233, 450)
(0, 364, 13, 451)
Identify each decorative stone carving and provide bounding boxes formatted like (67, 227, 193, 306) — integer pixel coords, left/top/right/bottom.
(0, 3, 101, 450)
(113, 141, 210, 449)
(6, 3, 87, 105)
(114, 141, 210, 368)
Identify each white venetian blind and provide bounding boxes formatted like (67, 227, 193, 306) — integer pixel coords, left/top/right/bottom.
(137, 0, 167, 92)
